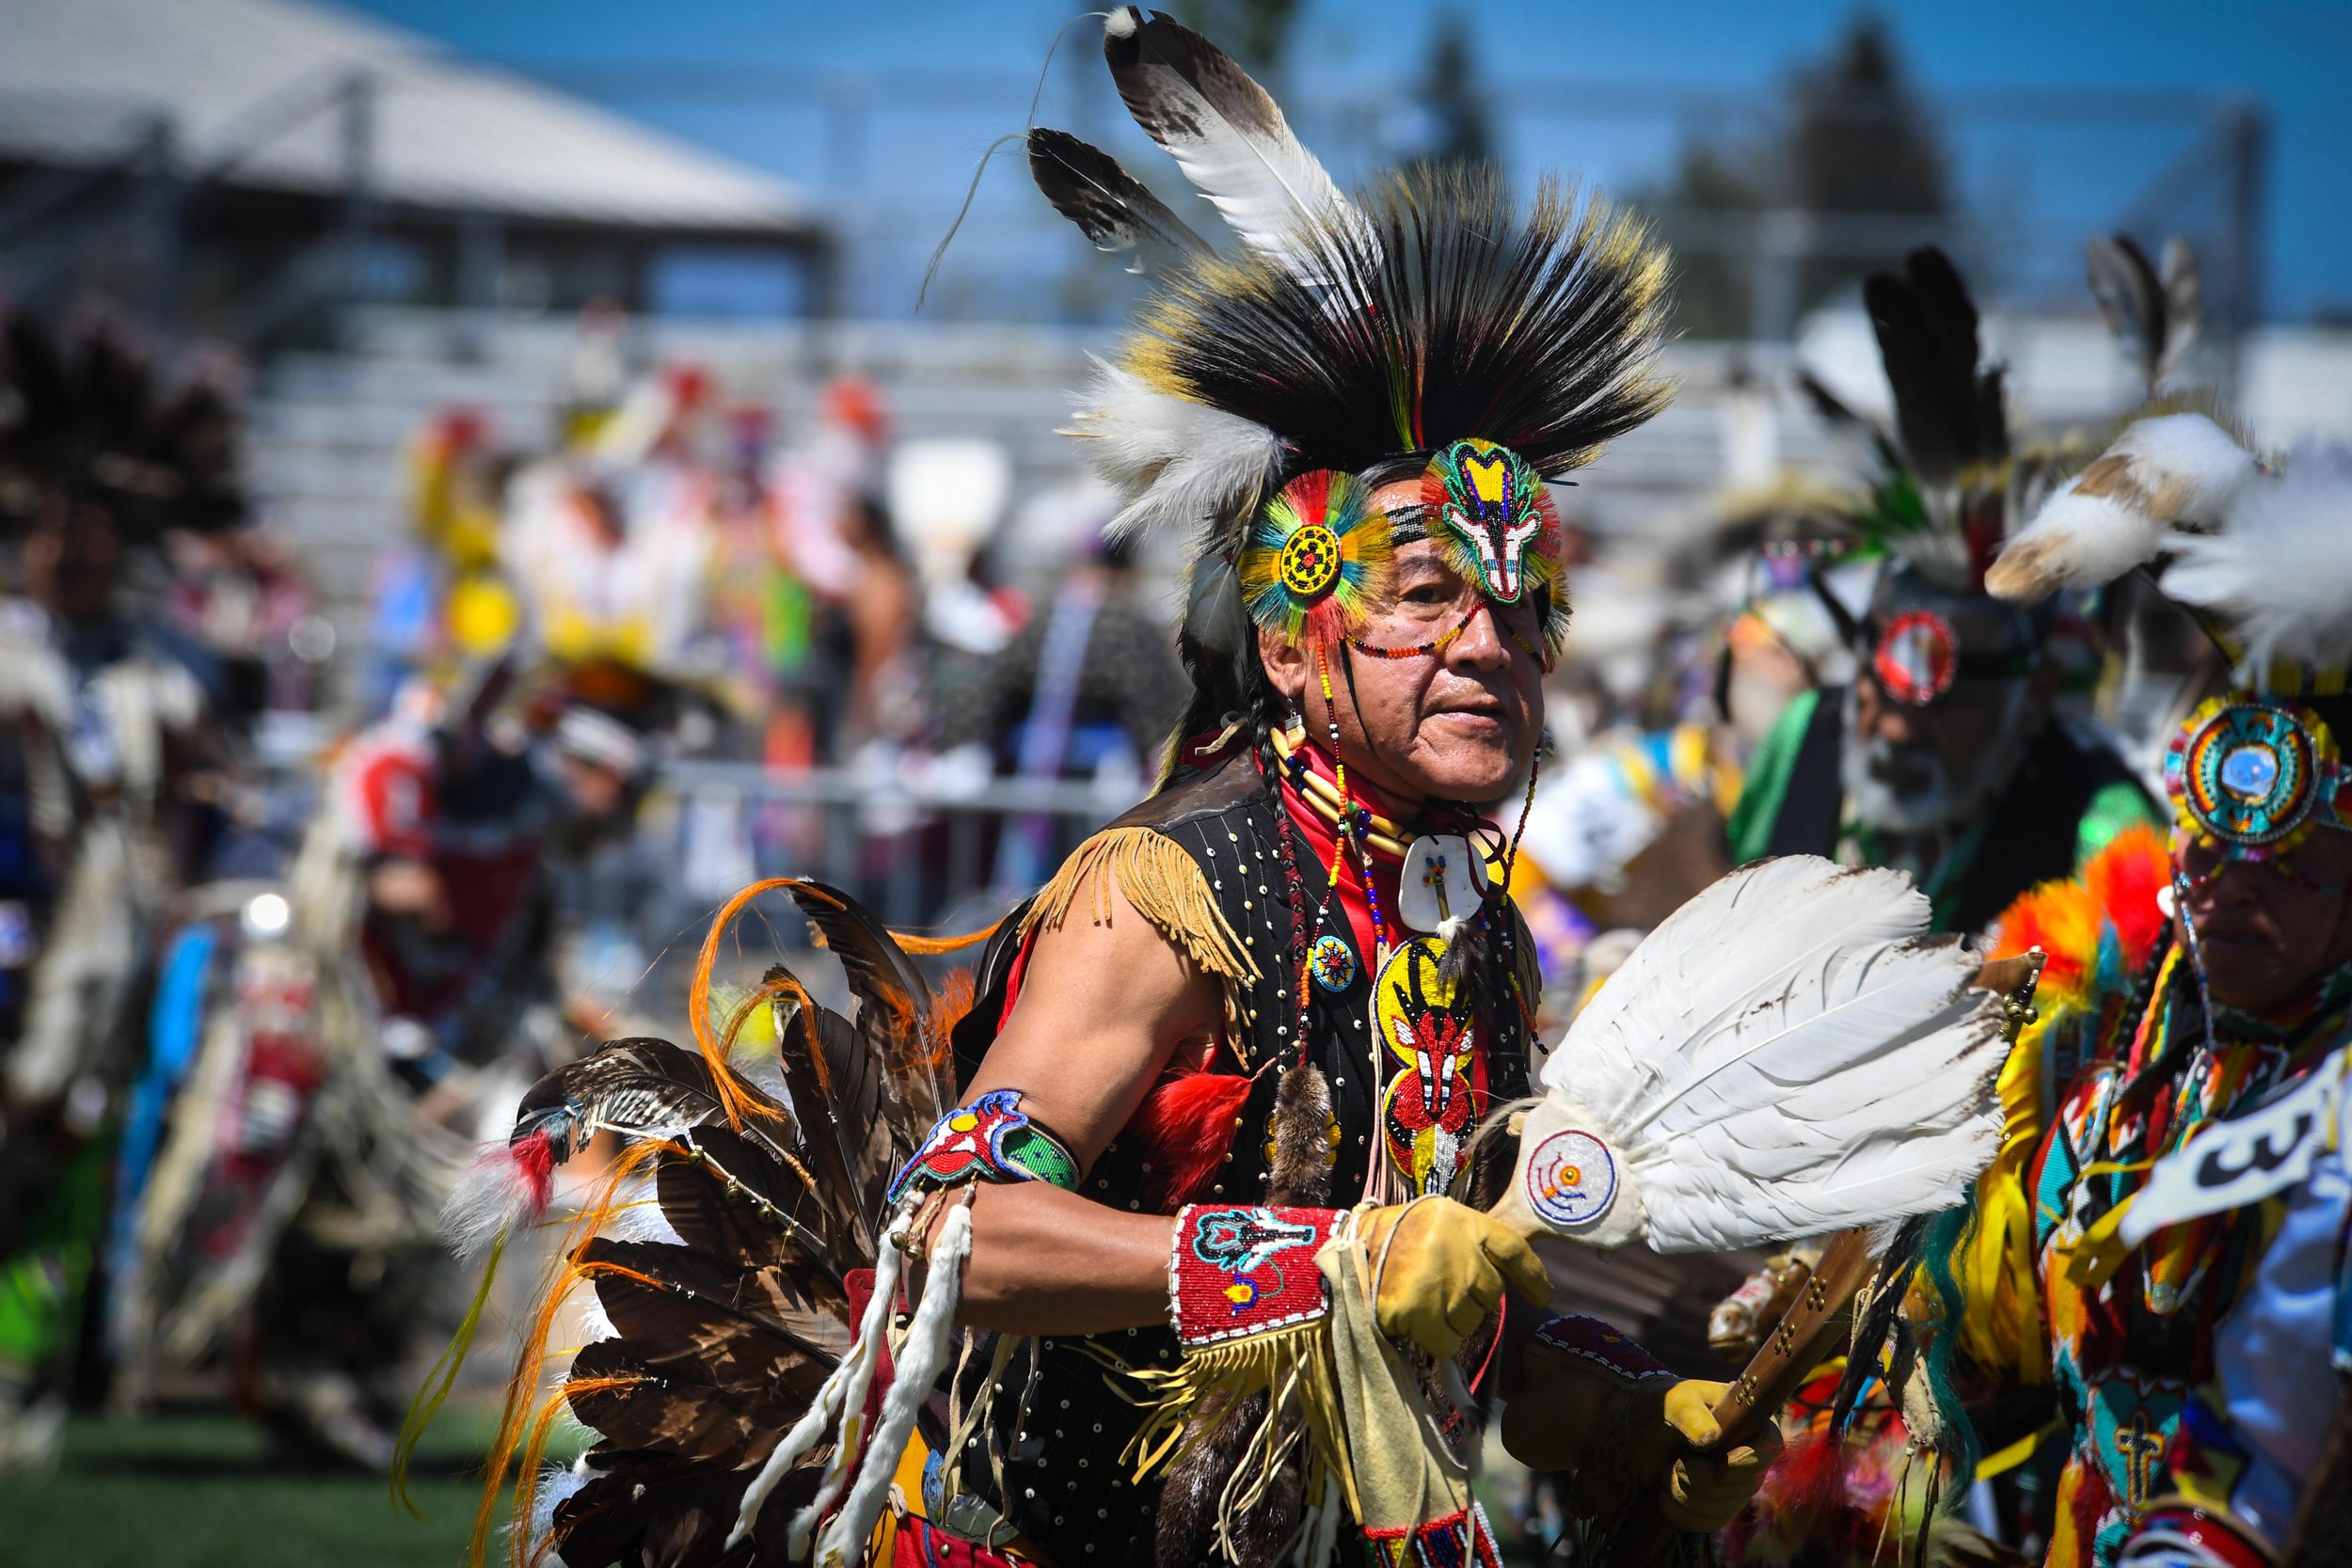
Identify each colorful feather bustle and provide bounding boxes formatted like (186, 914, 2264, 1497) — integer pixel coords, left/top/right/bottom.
(1987, 825, 2169, 1013)
(1939, 825, 2173, 1386)
(1236, 468, 1392, 644)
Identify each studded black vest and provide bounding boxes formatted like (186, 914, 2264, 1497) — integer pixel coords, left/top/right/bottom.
(936, 746, 1534, 1565)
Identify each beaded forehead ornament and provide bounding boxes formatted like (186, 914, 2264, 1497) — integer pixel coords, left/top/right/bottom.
(1423, 437, 1563, 607)
(2164, 695, 2352, 858)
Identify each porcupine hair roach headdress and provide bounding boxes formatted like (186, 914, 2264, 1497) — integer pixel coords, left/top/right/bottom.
(1026, 8, 1672, 752)
(0, 312, 247, 543)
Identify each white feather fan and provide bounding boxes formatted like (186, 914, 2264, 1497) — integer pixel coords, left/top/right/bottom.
(1494, 856, 2006, 1254)
(1066, 360, 1285, 540)
(2164, 438, 2352, 678)
(1985, 411, 2259, 601)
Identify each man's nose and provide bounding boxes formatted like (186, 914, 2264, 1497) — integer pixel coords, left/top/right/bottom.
(1449, 600, 1511, 670)
(2180, 838, 2256, 903)
(1868, 696, 1915, 746)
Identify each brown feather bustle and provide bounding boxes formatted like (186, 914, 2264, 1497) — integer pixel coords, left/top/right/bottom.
(465, 880, 955, 1568)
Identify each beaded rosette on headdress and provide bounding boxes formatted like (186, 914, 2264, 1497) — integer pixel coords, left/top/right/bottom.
(1237, 469, 1393, 644)
(2163, 694, 2352, 859)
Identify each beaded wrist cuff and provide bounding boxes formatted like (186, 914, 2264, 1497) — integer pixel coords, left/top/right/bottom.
(1167, 1203, 1343, 1349)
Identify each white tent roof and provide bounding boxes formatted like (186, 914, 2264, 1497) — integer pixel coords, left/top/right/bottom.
(0, 0, 817, 235)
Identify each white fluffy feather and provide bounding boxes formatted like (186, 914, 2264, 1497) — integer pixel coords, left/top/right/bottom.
(1102, 7, 1356, 274)
(2164, 438, 2352, 676)
(1986, 485, 2165, 601)
(439, 1137, 556, 1262)
(510, 1460, 591, 1565)
(599, 1175, 683, 1248)
(1068, 359, 1283, 540)
(1987, 412, 2258, 601)
(1518, 856, 2005, 1254)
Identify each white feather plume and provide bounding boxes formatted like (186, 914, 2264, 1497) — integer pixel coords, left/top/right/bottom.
(1987, 412, 2259, 601)
(1102, 7, 1357, 274)
(1067, 359, 1283, 540)
(1523, 856, 2005, 1254)
(2164, 438, 2352, 677)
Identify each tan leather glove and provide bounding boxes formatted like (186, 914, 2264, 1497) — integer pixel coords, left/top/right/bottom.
(1628, 1379, 1785, 1533)
(1357, 1196, 1553, 1359)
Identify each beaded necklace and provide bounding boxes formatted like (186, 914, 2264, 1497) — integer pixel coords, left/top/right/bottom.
(1260, 736, 1341, 1068)
(1268, 725, 1413, 857)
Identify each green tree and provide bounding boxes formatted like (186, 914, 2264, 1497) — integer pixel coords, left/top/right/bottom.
(1638, 9, 1952, 339)
(1786, 12, 1950, 314)
(1171, 0, 1305, 81)
(1414, 12, 1495, 176)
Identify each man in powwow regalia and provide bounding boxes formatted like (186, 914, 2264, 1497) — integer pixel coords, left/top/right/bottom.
(1906, 404, 2352, 1568)
(1726, 248, 2163, 940)
(433, 13, 2033, 1567)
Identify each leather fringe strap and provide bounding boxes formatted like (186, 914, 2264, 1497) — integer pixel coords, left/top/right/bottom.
(1019, 826, 1261, 988)
(1130, 1205, 1360, 1558)
(1128, 1323, 1357, 1560)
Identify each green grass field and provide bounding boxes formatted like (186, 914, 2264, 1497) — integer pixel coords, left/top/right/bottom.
(0, 1411, 497, 1568)
(3, 1409, 1558, 1566)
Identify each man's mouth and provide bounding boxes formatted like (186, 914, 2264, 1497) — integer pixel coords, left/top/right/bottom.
(2187, 911, 2279, 955)
(1868, 756, 1938, 798)
(1429, 702, 1507, 734)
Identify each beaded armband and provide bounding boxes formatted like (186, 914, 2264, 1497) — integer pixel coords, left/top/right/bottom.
(1167, 1203, 1343, 1348)
(1526, 1314, 1674, 1390)
(887, 1088, 1079, 1205)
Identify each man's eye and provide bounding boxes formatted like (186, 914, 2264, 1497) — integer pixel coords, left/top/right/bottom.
(1405, 583, 1453, 606)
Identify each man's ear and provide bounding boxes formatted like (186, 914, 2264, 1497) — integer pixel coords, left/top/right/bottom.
(1257, 626, 1309, 708)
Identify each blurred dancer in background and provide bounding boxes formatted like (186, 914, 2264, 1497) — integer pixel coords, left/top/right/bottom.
(1726, 249, 2160, 938)
(1715, 247, 2169, 1568)
(109, 654, 674, 1466)
(1913, 404, 2352, 1568)
(0, 313, 249, 1468)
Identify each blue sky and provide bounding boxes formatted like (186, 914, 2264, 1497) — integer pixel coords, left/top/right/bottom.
(351, 0, 2352, 321)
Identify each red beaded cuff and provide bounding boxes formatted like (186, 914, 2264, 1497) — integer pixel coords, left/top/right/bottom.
(1528, 1314, 1674, 1389)
(1168, 1203, 1343, 1350)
